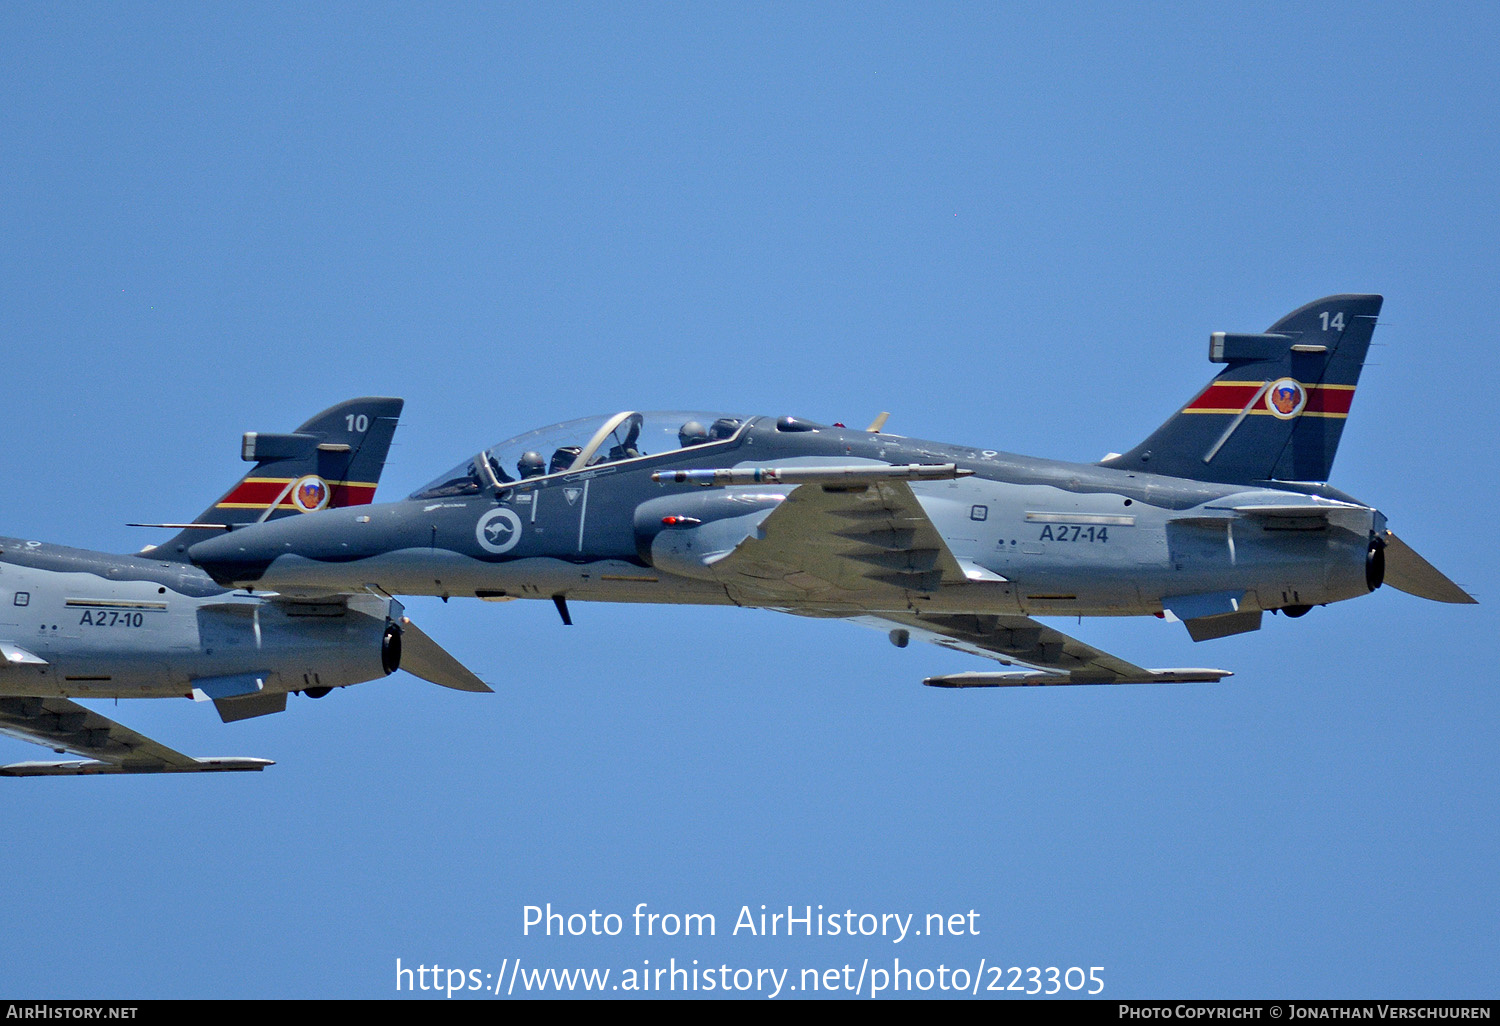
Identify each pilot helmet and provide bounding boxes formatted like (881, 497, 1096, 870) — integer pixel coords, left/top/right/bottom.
(550, 446, 582, 474)
(517, 451, 545, 478)
(678, 420, 709, 447)
(708, 417, 742, 440)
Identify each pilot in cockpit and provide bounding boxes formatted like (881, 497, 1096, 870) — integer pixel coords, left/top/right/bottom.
(517, 451, 546, 479)
(485, 453, 513, 484)
(608, 418, 644, 462)
(708, 417, 742, 441)
(678, 420, 709, 447)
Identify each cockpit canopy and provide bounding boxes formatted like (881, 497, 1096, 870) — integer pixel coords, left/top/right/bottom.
(409, 411, 749, 500)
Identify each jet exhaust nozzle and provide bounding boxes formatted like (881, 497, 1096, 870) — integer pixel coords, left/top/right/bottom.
(1366, 535, 1386, 593)
(382, 622, 403, 675)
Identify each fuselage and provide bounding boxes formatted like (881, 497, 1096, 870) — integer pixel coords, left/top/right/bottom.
(185, 415, 1385, 620)
(0, 538, 392, 702)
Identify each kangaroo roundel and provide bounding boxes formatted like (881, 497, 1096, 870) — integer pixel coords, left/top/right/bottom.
(476, 507, 523, 554)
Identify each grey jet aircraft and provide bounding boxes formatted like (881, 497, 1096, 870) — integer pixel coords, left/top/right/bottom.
(183, 295, 1474, 693)
(0, 398, 488, 776)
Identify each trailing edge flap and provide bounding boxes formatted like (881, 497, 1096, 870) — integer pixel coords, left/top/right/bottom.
(848, 611, 1225, 684)
(0, 695, 271, 775)
(398, 617, 493, 693)
(708, 479, 967, 599)
(1382, 531, 1476, 604)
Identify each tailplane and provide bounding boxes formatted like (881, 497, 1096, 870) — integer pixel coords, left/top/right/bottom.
(142, 397, 404, 559)
(1100, 295, 1382, 484)
(1380, 531, 1477, 604)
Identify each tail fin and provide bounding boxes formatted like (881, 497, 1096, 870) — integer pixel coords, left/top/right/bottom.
(1099, 295, 1383, 484)
(144, 397, 404, 559)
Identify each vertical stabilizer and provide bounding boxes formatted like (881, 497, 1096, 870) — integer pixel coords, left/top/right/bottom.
(1100, 295, 1382, 484)
(150, 397, 404, 558)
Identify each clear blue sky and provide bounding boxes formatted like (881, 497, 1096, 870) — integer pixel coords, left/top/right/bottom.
(2, 2, 1495, 999)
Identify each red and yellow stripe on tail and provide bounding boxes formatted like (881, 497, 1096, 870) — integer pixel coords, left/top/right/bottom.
(1181, 380, 1355, 418)
(216, 476, 379, 512)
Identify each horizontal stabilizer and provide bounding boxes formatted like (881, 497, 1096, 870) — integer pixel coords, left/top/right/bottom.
(1, 757, 273, 776)
(924, 668, 1232, 688)
(1382, 531, 1476, 604)
(398, 617, 493, 693)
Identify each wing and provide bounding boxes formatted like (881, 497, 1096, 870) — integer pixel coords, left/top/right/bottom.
(656, 464, 1228, 686)
(0, 695, 272, 776)
(701, 476, 973, 604)
(850, 611, 1231, 687)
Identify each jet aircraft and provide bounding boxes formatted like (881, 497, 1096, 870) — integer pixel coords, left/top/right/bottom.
(0, 398, 488, 777)
(182, 295, 1474, 692)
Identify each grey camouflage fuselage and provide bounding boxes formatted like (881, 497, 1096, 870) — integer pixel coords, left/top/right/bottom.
(186, 295, 1424, 650)
(187, 423, 1383, 624)
(2, 294, 1473, 775)
(0, 397, 488, 776)
(0, 538, 394, 704)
